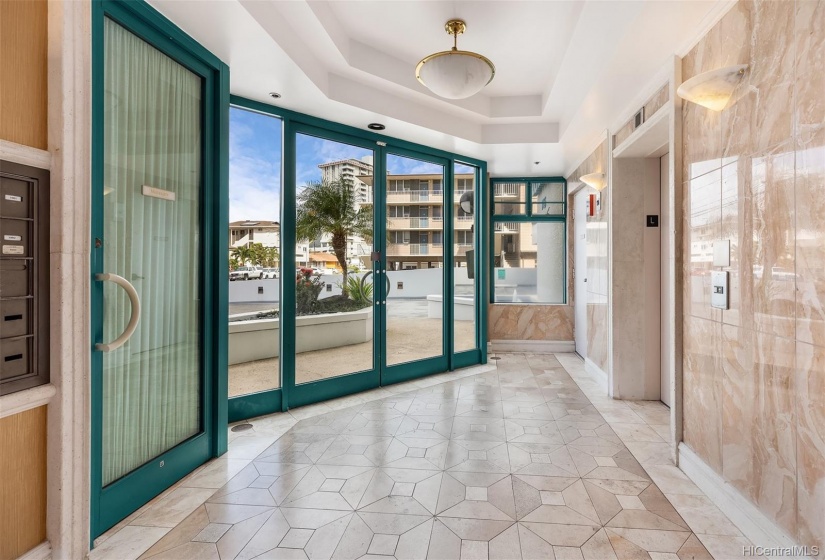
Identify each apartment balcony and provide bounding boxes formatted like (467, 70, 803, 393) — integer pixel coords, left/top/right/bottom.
(494, 221, 520, 233)
(387, 216, 446, 230)
(493, 183, 521, 198)
(387, 243, 443, 257)
(386, 190, 443, 203)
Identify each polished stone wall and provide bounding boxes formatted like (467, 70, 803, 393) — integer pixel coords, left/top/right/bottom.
(566, 140, 609, 372)
(681, 0, 824, 549)
(487, 304, 573, 341)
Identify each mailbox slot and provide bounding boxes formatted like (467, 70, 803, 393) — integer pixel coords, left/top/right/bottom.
(0, 337, 31, 382)
(0, 299, 29, 338)
(0, 260, 29, 297)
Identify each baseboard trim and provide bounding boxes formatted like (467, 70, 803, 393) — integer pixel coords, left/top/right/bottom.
(678, 443, 801, 551)
(584, 358, 608, 385)
(17, 541, 51, 560)
(489, 340, 575, 354)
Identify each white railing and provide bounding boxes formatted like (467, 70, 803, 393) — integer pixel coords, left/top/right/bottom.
(494, 221, 519, 232)
(494, 183, 521, 197)
(387, 190, 443, 202)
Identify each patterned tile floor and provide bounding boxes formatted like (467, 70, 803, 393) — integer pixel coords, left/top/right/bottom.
(91, 354, 751, 560)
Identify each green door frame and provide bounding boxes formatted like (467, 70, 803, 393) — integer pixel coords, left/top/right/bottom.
(228, 96, 488, 417)
(380, 145, 451, 384)
(90, 0, 229, 541)
(286, 122, 383, 408)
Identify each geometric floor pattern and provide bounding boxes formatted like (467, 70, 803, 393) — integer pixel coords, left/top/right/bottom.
(137, 354, 713, 560)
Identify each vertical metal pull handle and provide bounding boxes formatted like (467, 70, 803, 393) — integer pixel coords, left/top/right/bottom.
(95, 272, 141, 352)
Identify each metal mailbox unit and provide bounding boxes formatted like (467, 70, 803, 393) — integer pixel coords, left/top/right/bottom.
(0, 160, 49, 395)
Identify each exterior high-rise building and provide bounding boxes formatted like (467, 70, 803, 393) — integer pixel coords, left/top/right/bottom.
(317, 158, 374, 205)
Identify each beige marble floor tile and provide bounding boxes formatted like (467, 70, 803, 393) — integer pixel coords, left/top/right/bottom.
(89, 526, 171, 560)
(95, 354, 756, 560)
(644, 465, 705, 496)
(132, 488, 217, 528)
(695, 533, 752, 559)
(665, 494, 743, 536)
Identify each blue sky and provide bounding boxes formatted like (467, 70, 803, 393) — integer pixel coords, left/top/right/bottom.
(230, 107, 478, 221)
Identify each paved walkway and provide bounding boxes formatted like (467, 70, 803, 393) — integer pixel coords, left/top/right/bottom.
(92, 354, 751, 560)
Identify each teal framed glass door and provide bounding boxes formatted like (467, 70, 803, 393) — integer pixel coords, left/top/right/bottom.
(90, 0, 228, 540)
(381, 149, 450, 384)
(285, 124, 381, 407)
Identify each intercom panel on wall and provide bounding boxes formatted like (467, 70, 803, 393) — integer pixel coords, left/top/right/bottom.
(0, 160, 50, 395)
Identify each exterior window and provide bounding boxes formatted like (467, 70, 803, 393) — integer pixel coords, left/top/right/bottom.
(491, 178, 566, 304)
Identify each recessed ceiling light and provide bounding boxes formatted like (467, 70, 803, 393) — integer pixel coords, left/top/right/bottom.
(269, 92, 281, 99)
(368, 123, 385, 131)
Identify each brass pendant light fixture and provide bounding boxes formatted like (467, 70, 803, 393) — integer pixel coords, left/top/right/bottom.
(416, 19, 496, 100)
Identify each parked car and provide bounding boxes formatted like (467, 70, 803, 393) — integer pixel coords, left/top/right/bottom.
(230, 266, 263, 281)
(262, 267, 279, 279)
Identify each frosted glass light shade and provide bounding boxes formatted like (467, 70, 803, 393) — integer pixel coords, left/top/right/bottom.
(676, 64, 748, 111)
(580, 172, 606, 191)
(416, 51, 495, 100)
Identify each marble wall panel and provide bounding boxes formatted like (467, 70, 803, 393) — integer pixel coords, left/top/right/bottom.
(682, 316, 723, 472)
(643, 84, 670, 122)
(794, 0, 824, 135)
(720, 160, 753, 328)
(681, 0, 825, 550)
(751, 331, 797, 536)
(487, 304, 574, 341)
(748, 141, 796, 339)
(721, 324, 756, 496)
(795, 341, 825, 549)
(795, 127, 825, 347)
(685, 169, 722, 323)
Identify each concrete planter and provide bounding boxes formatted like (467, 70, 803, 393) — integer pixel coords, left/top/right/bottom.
(427, 295, 475, 321)
(228, 308, 373, 365)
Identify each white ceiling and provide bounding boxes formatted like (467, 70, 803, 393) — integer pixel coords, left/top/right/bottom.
(148, 0, 733, 176)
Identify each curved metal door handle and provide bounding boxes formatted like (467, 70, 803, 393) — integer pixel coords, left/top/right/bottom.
(95, 272, 141, 352)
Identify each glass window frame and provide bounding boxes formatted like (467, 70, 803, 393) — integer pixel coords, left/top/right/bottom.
(489, 177, 568, 305)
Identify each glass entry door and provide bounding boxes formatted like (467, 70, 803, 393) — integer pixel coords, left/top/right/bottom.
(91, 10, 224, 538)
(287, 129, 379, 407)
(382, 152, 449, 382)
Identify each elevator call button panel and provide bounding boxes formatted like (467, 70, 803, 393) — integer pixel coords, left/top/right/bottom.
(711, 270, 729, 310)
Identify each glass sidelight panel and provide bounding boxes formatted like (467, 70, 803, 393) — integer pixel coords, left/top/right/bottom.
(294, 134, 375, 384)
(385, 155, 445, 366)
(453, 164, 477, 352)
(227, 107, 282, 397)
(101, 18, 202, 485)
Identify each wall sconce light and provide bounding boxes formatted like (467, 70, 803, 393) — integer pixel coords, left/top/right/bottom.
(580, 172, 606, 191)
(676, 64, 748, 111)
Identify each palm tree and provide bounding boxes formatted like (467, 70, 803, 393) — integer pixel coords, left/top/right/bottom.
(231, 244, 254, 266)
(296, 178, 372, 296)
(263, 246, 280, 268)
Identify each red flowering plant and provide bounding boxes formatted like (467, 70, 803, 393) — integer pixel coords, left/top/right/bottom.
(296, 267, 324, 315)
